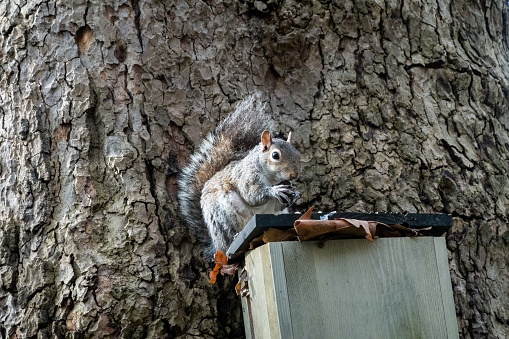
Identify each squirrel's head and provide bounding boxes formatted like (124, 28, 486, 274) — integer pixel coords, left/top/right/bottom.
(260, 130, 301, 183)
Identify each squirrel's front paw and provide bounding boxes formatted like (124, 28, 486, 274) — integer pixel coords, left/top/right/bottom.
(272, 185, 301, 206)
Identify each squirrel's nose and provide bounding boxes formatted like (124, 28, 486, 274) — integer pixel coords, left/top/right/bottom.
(289, 172, 298, 180)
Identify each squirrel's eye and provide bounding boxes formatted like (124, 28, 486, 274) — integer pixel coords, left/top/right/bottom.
(271, 151, 280, 160)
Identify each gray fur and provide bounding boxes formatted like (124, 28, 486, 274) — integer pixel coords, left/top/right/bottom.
(178, 94, 272, 257)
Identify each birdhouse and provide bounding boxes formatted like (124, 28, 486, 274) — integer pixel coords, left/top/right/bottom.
(228, 212, 458, 339)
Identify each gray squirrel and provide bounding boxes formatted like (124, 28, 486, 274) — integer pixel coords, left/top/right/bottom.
(178, 94, 301, 260)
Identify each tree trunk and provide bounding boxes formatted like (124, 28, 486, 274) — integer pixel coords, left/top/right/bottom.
(0, 0, 507, 338)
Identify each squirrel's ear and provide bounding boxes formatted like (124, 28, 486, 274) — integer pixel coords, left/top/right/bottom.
(287, 131, 292, 144)
(261, 130, 272, 151)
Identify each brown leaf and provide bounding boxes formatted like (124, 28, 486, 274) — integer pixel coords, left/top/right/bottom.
(294, 216, 376, 242)
(247, 208, 427, 256)
(236, 269, 250, 297)
(299, 206, 314, 220)
(209, 250, 228, 284)
(263, 228, 297, 243)
(249, 228, 297, 250)
(235, 281, 242, 296)
(249, 234, 265, 250)
(209, 266, 220, 284)
(215, 250, 228, 265)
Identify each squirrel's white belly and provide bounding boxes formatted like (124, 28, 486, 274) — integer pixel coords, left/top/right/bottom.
(251, 199, 285, 215)
(226, 190, 285, 226)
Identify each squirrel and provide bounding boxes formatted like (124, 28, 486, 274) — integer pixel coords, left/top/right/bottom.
(178, 94, 301, 260)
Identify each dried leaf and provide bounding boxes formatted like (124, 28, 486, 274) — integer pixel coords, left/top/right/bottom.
(236, 280, 250, 297)
(215, 250, 228, 265)
(220, 263, 239, 275)
(294, 218, 376, 242)
(300, 206, 314, 220)
(246, 208, 429, 258)
(209, 266, 220, 284)
(249, 234, 265, 250)
(236, 269, 249, 297)
(209, 250, 228, 284)
(249, 228, 297, 251)
(263, 228, 297, 243)
(235, 281, 242, 295)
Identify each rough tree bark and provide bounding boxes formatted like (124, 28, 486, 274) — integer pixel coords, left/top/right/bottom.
(0, 0, 508, 338)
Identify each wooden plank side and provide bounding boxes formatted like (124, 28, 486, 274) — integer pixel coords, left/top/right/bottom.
(280, 238, 451, 339)
(241, 246, 262, 339)
(242, 244, 281, 339)
(240, 290, 253, 339)
(267, 243, 294, 339)
(277, 243, 326, 338)
(433, 237, 460, 338)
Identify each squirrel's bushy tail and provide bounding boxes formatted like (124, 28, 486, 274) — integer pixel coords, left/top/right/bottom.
(178, 93, 273, 256)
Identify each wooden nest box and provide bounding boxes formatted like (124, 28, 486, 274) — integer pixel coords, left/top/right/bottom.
(228, 212, 458, 339)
